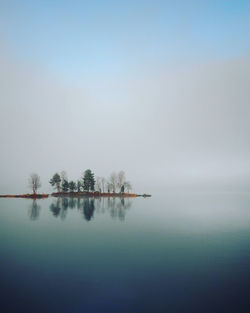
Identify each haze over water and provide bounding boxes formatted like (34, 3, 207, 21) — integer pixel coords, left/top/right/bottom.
(1, 193, 250, 313)
(0, 1, 250, 312)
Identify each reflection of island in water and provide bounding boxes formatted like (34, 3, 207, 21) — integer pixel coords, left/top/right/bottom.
(29, 200, 41, 220)
(49, 197, 132, 221)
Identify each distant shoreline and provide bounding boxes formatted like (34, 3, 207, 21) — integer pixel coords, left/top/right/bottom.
(0, 194, 49, 199)
(0, 192, 151, 199)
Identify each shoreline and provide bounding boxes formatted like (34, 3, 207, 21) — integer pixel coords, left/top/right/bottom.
(0, 194, 49, 199)
(52, 192, 138, 197)
(0, 192, 151, 199)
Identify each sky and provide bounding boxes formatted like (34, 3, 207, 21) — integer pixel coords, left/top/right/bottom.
(0, 0, 250, 194)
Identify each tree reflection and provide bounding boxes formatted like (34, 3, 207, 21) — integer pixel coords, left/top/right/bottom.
(77, 198, 81, 210)
(50, 199, 61, 217)
(83, 198, 95, 221)
(48, 196, 133, 221)
(107, 197, 132, 221)
(28, 200, 41, 220)
(68, 198, 76, 209)
(60, 198, 68, 220)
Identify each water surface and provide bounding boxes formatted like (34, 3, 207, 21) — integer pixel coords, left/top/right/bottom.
(1, 193, 250, 313)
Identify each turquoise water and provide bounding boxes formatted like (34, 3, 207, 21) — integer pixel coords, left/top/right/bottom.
(1, 193, 250, 313)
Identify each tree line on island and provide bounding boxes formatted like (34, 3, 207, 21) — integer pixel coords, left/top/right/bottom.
(49, 170, 132, 194)
(28, 170, 132, 195)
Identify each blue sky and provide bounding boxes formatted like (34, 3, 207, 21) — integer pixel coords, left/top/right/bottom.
(1, 0, 249, 80)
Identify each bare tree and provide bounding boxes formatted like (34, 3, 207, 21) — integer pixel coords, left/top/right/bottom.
(29, 173, 41, 194)
(96, 176, 102, 192)
(101, 177, 106, 193)
(61, 171, 67, 183)
(124, 181, 132, 193)
(106, 181, 112, 193)
(117, 170, 126, 192)
(110, 172, 118, 193)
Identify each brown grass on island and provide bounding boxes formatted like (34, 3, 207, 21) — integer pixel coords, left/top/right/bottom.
(0, 194, 49, 199)
(51, 191, 138, 198)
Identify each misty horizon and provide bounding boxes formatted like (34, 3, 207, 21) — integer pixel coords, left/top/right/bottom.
(0, 1, 250, 194)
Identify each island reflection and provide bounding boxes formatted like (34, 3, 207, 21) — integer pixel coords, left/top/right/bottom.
(46, 197, 133, 221)
(28, 200, 41, 220)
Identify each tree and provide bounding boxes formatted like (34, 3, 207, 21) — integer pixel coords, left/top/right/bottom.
(117, 171, 126, 193)
(77, 180, 82, 192)
(62, 179, 69, 192)
(96, 177, 102, 192)
(101, 177, 106, 193)
(110, 172, 118, 193)
(49, 173, 61, 192)
(28, 173, 41, 194)
(82, 169, 95, 191)
(121, 185, 125, 193)
(69, 181, 76, 192)
(124, 181, 132, 193)
(61, 171, 67, 183)
(106, 181, 112, 193)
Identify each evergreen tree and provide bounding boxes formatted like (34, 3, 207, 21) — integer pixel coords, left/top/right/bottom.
(77, 180, 82, 192)
(49, 173, 61, 192)
(69, 181, 76, 192)
(121, 184, 125, 193)
(62, 179, 69, 192)
(83, 169, 95, 191)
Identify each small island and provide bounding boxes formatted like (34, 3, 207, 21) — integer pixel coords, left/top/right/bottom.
(0, 170, 151, 199)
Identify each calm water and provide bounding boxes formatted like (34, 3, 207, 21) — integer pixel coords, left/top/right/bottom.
(1, 193, 250, 313)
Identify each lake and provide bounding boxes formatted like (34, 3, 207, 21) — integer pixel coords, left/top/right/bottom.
(1, 193, 250, 313)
